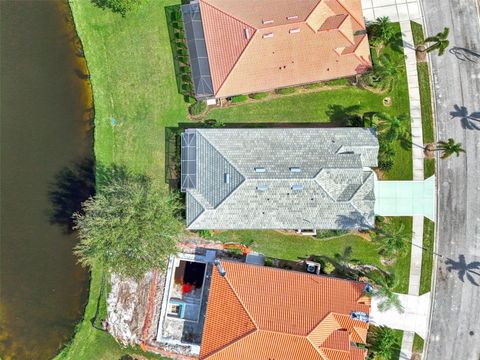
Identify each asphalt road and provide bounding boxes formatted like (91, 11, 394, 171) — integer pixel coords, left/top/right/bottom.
(421, 1, 480, 359)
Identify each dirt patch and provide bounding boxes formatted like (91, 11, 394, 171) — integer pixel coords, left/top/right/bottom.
(107, 270, 166, 346)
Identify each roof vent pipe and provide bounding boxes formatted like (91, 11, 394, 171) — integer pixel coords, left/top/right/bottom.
(214, 259, 226, 277)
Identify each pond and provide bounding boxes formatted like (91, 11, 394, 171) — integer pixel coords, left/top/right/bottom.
(0, 1, 92, 359)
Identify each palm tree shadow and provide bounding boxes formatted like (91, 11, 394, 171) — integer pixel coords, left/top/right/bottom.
(449, 46, 480, 63)
(450, 104, 480, 131)
(444, 254, 480, 286)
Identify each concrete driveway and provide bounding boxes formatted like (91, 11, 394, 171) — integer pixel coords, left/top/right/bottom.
(369, 293, 431, 339)
(361, 0, 422, 22)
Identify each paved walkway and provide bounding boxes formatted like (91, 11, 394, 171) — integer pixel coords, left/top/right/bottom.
(362, 0, 422, 22)
(399, 19, 428, 360)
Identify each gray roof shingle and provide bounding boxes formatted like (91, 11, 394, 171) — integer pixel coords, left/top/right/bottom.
(182, 128, 379, 230)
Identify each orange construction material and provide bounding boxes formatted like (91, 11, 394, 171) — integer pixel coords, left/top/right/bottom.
(141, 270, 159, 343)
(223, 242, 252, 255)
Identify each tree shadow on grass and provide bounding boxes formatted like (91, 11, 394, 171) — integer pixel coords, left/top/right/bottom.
(326, 104, 362, 123)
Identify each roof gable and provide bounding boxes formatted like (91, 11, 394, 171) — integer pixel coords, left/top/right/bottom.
(199, 265, 257, 359)
(199, 1, 255, 92)
(191, 0, 371, 97)
(184, 128, 379, 230)
(200, 262, 371, 360)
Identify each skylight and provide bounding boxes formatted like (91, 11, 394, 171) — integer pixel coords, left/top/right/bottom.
(289, 167, 302, 173)
(254, 167, 266, 172)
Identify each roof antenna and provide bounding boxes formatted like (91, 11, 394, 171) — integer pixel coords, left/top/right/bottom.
(214, 259, 226, 277)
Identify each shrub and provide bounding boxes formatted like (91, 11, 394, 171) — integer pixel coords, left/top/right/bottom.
(197, 229, 214, 238)
(304, 82, 322, 89)
(275, 87, 296, 95)
(249, 92, 270, 100)
(184, 95, 196, 104)
(323, 78, 349, 86)
(176, 42, 187, 50)
(170, 8, 181, 21)
(345, 115, 364, 127)
(264, 258, 274, 267)
(180, 65, 191, 74)
(178, 56, 189, 64)
(316, 229, 349, 239)
(181, 83, 193, 94)
(378, 157, 394, 171)
(182, 74, 192, 83)
(174, 32, 185, 40)
(231, 95, 249, 103)
(189, 101, 207, 116)
(177, 49, 188, 56)
(323, 261, 336, 274)
(172, 21, 183, 30)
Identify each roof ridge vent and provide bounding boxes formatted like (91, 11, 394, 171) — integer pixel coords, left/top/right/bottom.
(291, 184, 304, 191)
(262, 32, 274, 39)
(289, 28, 300, 34)
(287, 15, 298, 20)
(262, 19, 274, 24)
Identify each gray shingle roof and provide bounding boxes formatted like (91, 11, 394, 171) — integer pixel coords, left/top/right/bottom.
(181, 128, 379, 230)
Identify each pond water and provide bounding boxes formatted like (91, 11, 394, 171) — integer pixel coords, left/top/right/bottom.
(0, 1, 92, 359)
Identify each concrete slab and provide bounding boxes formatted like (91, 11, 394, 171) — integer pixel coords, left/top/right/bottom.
(370, 293, 431, 338)
(374, 5, 399, 20)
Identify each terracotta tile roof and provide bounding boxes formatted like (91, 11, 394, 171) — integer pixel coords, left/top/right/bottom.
(199, 261, 371, 360)
(196, 0, 371, 97)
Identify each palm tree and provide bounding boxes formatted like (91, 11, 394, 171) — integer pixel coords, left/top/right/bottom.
(375, 55, 401, 79)
(366, 271, 404, 313)
(375, 16, 396, 45)
(423, 27, 450, 56)
(374, 113, 409, 141)
(377, 223, 408, 258)
(434, 138, 466, 159)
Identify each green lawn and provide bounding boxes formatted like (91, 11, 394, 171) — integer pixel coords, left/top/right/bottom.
(209, 217, 412, 294)
(55, 266, 167, 360)
(411, 21, 436, 179)
(413, 333, 425, 355)
(56, 0, 188, 358)
(420, 218, 435, 294)
(70, 0, 188, 179)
